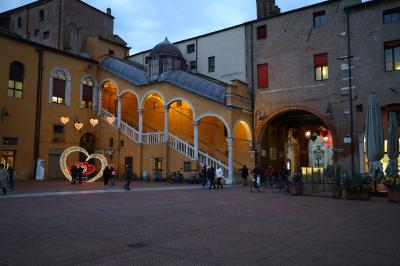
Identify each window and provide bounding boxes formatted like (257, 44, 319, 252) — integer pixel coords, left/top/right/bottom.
(313, 11, 326, 28)
(208, 56, 215, 72)
(176, 100, 182, 107)
(39, 9, 44, 21)
(155, 158, 162, 171)
(183, 162, 191, 172)
(189, 60, 196, 70)
(384, 8, 400, 24)
(314, 53, 328, 81)
(34, 29, 39, 36)
(187, 44, 195, 54)
(53, 125, 64, 134)
(51, 70, 67, 104)
(257, 25, 267, 40)
(81, 77, 94, 109)
(257, 63, 269, 89)
(8, 61, 24, 98)
(2, 137, 18, 145)
(385, 40, 400, 71)
(109, 138, 114, 148)
(52, 125, 64, 142)
(17, 17, 21, 28)
(108, 49, 114, 55)
(42, 31, 49, 39)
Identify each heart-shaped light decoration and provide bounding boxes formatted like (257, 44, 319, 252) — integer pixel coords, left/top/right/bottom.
(67, 161, 95, 176)
(89, 118, 99, 127)
(60, 146, 107, 183)
(60, 116, 70, 125)
(106, 115, 116, 125)
(74, 122, 84, 130)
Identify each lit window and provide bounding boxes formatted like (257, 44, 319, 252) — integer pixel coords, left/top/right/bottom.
(313, 11, 326, 28)
(385, 40, 400, 72)
(314, 53, 328, 81)
(52, 70, 67, 104)
(208, 56, 215, 72)
(81, 77, 94, 109)
(187, 44, 195, 54)
(257, 63, 268, 89)
(383, 8, 400, 24)
(257, 25, 267, 40)
(8, 61, 24, 98)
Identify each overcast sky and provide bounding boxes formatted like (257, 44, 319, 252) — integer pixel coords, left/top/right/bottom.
(1, 0, 336, 54)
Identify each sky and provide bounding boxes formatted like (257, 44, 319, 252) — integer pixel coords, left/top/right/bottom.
(0, 0, 333, 54)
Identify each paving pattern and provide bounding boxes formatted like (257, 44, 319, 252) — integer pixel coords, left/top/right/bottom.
(1, 181, 400, 266)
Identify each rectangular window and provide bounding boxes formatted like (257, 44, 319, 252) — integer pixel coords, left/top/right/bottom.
(384, 40, 400, 71)
(208, 56, 215, 72)
(1, 150, 16, 168)
(39, 9, 44, 21)
(52, 78, 66, 104)
(108, 49, 114, 55)
(183, 162, 191, 172)
(2, 137, 18, 145)
(52, 125, 64, 142)
(384, 8, 400, 24)
(109, 138, 114, 148)
(313, 11, 326, 28)
(34, 29, 39, 36)
(189, 60, 196, 70)
(42, 31, 50, 40)
(257, 63, 269, 89)
(17, 17, 21, 28)
(53, 125, 64, 134)
(187, 44, 195, 54)
(82, 85, 93, 109)
(257, 25, 267, 40)
(314, 53, 328, 81)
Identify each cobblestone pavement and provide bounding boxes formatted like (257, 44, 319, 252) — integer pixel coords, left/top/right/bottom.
(1, 181, 400, 266)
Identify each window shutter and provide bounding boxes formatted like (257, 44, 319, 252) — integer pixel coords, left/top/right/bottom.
(314, 53, 328, 67)
(257, 64, 268, 89)
(53, 78, 66, 98)
(384, 40, 400, 49)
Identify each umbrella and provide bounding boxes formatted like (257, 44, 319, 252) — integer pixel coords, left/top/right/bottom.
(385, 112, 399, 177)
(365, 93, 384, 178)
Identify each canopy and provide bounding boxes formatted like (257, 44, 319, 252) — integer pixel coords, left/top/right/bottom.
(385, 112, 399, 177)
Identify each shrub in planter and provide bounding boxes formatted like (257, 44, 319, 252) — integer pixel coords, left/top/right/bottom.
(383, 176, 400, 203)
(341, 174, 370, 201)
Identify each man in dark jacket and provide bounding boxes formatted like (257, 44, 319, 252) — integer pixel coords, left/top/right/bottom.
(208, 166, 216, 190)
(71, 164, 78, 184)
(200, 165, 207, 187)
(103, 166, 110, 186)
(124, 165, 133, 190)
(251, 165, 262, 190)
(239, 165, 249, 186)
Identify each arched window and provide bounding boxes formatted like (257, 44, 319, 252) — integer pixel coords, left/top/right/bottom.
(49, 68, 71, 105)
(81, 77, 95, 109)
(8, 61, 24, 98)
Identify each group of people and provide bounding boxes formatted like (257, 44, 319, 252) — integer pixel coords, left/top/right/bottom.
(70, 164, 84, 184)
(239, 164, 291, 186)
(200, 165, 224, 190)
(101, 165, 117, 186)
(0, 164, 15, 195)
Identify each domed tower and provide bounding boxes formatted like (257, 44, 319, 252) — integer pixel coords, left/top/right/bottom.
(147, 37, 186, 82)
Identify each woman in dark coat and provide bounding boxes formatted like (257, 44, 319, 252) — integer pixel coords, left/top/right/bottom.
(123, 165, 132, 190)
(103, 166, 110, 186)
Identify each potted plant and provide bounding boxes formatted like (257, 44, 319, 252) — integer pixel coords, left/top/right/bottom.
(288, 173, 302, 195)
(326, 166, 342, 199)
(341, 174, 370, 200)
(382, 176, 400, 202)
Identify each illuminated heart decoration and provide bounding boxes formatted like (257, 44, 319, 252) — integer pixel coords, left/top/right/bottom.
(67, 162, 95, 176)
(60, 146, 107, 183)
(60, 116, 70, 125)
(89, 118, 99, 127)
(74, 122, 84, 130)
(106, 115, 116, 125)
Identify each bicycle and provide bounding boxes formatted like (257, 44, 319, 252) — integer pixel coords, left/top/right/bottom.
(265, 175, 289, 192)
(168, 171, 184, 184)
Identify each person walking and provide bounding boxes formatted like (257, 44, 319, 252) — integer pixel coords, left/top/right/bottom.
(70, 164, 78, 185)
(0, 164, 8, 195)
(103, 165, 110, 186)
(124, 165, 132, 190)
(216, 166, 224, 189)
(239, 165, 249, 186)
(110, 166, 116, 186)
(208, 165, 216, 190)
(251, 165, 262, 191)
(78, 164, 83, 184)
(200, 165, 207, 188)
(7, 166, 15, 190)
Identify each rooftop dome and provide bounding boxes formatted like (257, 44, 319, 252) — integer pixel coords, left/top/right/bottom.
(149, 37, 184, 59)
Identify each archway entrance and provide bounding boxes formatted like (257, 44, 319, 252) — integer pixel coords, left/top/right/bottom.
(260, 110, 334, 195)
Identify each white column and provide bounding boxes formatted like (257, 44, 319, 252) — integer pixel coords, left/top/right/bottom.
(227, 137, 234, 185)
(117, 96, 122, 128)
(97, 88, 102, 116)
(164, 105, 169, 142)
(193, 121, 199, 160)
(138, 108, 144, 143)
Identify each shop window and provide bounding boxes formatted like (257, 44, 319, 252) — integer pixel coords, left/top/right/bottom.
(1, 150, 16, 168)
(190, 60, 196, 70)
(314, 53, 328, 81)
(17, 17, 21, 28)
(8, 61, 24, 98)
(257, 63, 269, 89)
(187, 44, 195, 54)
(42, 31, 50, 40)
(313, 11, 326, 28)
(384, 8, 400, 24)
(2, 137, 18, 145)
(81, 77, 94, 109)
(50, 69, 70, 105)
(384, 40, 400, 71)
(208, 56, 215, 72)
(257, 25, 267, 40)
(39, 9, 44, 21)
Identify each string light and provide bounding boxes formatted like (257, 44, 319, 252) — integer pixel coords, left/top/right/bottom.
(89, 118, 99, 127)
(305, 130, 311, 139)
(59, 146, 107, 183)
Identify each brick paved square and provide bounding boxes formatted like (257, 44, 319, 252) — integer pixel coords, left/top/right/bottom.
(1, 182, 400, 266)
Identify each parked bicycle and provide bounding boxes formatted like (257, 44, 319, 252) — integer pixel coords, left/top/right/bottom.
(168, 171, 184, 184)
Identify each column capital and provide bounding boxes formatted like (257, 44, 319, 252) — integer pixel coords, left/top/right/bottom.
(137, 108, 144, 114)
(193, 120, 199, 127)
(164, 105, 170, 111)
(227, 137, 234, 146)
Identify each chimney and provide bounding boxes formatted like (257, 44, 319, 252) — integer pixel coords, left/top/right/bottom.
(106, 7, 112, 15)
(256, 0, 280, 20)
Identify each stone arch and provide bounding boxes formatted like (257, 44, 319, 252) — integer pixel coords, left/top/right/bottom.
(99, 79, 119, 115)
(119, 89, 140, 106)
(166, 97, 197, 121)
(98, 78, 120, 94)
(141, 90, 166, 132)
(196, 112, 231, 138)
(140, 89, 166, 108)
(233, 120, 252, 142)
(119, 90, 140, 128)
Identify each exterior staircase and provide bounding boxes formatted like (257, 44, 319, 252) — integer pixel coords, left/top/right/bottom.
(99, 108, 228, 178)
